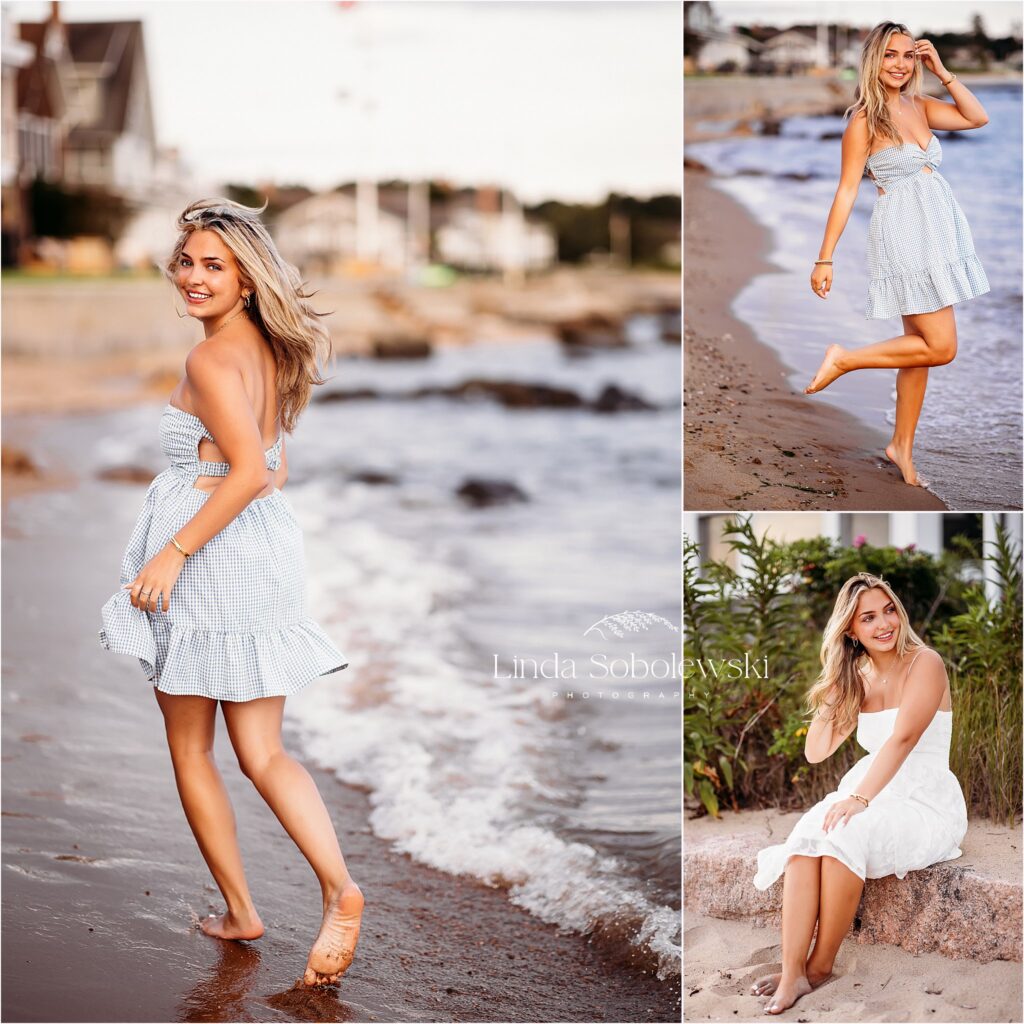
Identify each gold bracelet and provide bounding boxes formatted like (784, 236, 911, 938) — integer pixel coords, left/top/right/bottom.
(170, 534, 192, 558)
(942, 74, 957, 87)
(814, 259, 833, 265)
(850, 792, 869, 807)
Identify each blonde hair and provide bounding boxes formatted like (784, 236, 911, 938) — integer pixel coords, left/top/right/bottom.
(806, 572, 926, 733)
(845, 21, 923, 146)
(165, 197, 333, 435)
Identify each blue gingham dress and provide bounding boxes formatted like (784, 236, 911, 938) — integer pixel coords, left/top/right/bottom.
(864, 136, 989, 320)
(98, 404, 348, 701)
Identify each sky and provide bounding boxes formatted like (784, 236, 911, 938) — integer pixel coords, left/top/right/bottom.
(8, 0, 682, 203)
(710, 0, 1023, 35)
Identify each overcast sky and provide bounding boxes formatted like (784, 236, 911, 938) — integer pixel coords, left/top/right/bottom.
(8, 0, 682, 203)
(710, 0, 1022, 35)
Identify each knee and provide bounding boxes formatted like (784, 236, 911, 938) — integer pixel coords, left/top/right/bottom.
(236, 746, 287, 784)
(927, 337, 957, 365)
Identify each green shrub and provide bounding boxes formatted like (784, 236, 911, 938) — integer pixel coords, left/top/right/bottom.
(684, 519, 1022, 824)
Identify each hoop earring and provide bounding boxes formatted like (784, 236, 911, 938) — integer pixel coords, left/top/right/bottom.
(243, 292, 252, 309)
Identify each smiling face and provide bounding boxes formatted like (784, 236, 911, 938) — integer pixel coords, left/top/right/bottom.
(848, 587, 901, 655)
(879, 31, 915, 90)
(175, 229, 248, 323)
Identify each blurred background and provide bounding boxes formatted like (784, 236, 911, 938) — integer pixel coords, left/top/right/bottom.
(1, 1, 682, 1016)
(683, 0, 1023, 510)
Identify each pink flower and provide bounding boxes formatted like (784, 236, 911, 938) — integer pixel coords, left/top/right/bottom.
(853, 534, 867, 548)
(905, 542, 916, 552)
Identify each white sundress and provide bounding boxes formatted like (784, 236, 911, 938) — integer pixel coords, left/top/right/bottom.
(753, 700, 968, 888)
(98, 403, 348, 701)
(864, 135, 990, 320)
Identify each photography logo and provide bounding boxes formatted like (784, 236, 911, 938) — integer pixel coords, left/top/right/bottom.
(493, 609, 680, 701)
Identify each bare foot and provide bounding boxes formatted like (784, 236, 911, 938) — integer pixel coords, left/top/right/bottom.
(884, 443, 928, 487)
(199, 908, 265, 941)
(764, 973, 812, 1014)
(302, 882, 364, 987)
(751, 966, 832, 997)
(805, 344, 846, 394)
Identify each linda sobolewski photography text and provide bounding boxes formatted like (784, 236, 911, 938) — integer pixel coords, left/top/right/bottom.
(684, 2, 1023, 512)
(682, 511, 1023, 1022)
(1, 1, 681, 1021)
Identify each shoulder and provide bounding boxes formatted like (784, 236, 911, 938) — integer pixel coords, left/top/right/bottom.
(842, 111, 871, 154)
(185, 339, 244, 389)
(905, 647, 948, 691)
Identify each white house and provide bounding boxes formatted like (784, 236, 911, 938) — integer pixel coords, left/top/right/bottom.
(696, 31, 758, 73)
(684, 512, 1023, 604)
(273, 190, 407, 275)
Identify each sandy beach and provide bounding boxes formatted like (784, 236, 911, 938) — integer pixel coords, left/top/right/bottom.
(1, 461, 680, 1023)
(683, 167, 945, 512)
(684, 809, 1023, 1023)
(1, 282, 681, 1021)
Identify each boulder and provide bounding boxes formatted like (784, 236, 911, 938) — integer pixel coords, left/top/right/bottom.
(684, 832, 1021, 963)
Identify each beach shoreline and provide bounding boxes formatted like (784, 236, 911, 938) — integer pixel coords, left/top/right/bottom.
(1, 413, 681, 1022)
(683, 167, 946, 511)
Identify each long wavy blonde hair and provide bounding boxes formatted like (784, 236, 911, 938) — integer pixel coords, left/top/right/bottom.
(806, 573, 926, 733)
(845, 21, 923, 147)
(165, 197, 333, 435)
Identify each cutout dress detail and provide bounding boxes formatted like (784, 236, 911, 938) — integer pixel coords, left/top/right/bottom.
(864, 136, 989, 320)
(753, 703, 968, 888)
(98, 404, 349, 701)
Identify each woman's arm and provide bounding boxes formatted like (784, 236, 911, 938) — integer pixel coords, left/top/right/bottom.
(811, 112, 871, 298)
(915, 39, 989, 129)
(848, 648, 947, 801)
(173, 343, 277, 555)
(804, 688, 857, 764)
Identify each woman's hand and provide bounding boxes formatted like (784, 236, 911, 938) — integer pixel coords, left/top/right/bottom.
(124, 544, 187, 612)
(822, 796, 867, 833)
(914, 39, 948, 81)
(811, 263, 832, 299)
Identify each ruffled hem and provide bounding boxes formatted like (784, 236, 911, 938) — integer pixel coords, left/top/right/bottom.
(98, 589, 348, 701)
(866, 253, 990, 319)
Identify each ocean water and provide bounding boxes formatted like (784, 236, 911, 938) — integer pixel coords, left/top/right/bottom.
(687, 85, 1022, 510)
(64, 318, 681, 980)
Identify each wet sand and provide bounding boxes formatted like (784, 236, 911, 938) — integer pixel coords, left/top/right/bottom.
(683, 167, 946, 512)
(1, 435, 680, 1022)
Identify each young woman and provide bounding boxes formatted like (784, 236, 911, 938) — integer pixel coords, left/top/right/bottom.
(805, 22, 990, 489)
(98, 197, 363, 988)
(750, 573, 968, 1015)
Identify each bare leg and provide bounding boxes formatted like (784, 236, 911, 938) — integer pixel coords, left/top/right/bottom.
(805, 306, 957, 393)
(222, 696, 363, 986)
(883, 311, 949, 486)
(762, 855, 819, 1015)
(154, 689, 264, 940)
(805, 855, 865, 979)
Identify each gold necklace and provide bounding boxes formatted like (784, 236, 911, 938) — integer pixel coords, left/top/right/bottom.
(207, 307, 248, 339)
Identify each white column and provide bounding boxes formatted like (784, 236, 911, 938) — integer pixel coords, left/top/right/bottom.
(821, 512, 842, 543)
(683, 512, 701, 546)
(982, 513, 1000, 604)
(887, 512, 917, 549)
(914, 514, 943, 557)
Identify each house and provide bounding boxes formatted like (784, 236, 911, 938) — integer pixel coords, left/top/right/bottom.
(684, 512, 1022, 603)
(1, 6, 35, 264)
(758, 27, 829, 73)
(695, 31, 759, 73)
(59, 20, 157, 200)
(435, 187, 556, 274)
(272, 189, 407, 276)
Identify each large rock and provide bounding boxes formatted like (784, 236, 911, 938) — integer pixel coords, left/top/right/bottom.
(684, 832, 1021, 963)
